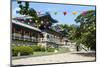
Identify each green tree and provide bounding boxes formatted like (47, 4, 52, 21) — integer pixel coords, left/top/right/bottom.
(75, 10, 96, 50)
(61, 10, 96, 51)
(17, 1, 56, 28)
(17, 1, 40, 27)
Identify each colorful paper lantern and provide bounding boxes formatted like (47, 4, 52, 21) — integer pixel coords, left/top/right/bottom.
(63, 11, 67, 16)
(72, 11, 77, 15)
(82, 11, 87, 16)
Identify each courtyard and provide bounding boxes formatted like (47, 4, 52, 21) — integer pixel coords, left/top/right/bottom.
(12, 51, 95, 66)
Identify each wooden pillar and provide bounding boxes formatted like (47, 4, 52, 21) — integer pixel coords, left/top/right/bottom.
(13, 28, 16, 40)
(13, 28, 16, 33)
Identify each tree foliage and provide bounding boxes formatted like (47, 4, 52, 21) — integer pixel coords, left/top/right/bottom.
(17, 1, 56, 28)
(57, 10, 96, 51)
(74, 10, 96, 50)
(17, 1, 40, 27)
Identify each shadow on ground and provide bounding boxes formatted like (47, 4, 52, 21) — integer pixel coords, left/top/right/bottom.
(72, 52, 96, 57)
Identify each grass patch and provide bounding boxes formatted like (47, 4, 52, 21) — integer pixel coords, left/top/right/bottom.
(58, 47, 70, 53)
(33, 52, 55, 56)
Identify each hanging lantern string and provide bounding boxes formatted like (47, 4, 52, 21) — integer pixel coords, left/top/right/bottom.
(36, 11, 79, 15)
(37, 11, 78, 15)
(35, 10, 95, 16)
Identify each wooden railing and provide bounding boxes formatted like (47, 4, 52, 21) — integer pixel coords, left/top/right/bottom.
(12, 33, 38, 42)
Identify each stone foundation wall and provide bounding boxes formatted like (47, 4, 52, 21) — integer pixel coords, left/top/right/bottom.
(12, 40, 37, 46)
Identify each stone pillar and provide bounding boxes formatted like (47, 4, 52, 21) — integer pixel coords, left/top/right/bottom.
(37, 32, 47, 46)
(42, 32, 48, 48)
(37, 32, 48, 51)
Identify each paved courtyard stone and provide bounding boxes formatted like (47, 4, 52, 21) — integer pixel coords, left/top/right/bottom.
(12, 52, 95, 65)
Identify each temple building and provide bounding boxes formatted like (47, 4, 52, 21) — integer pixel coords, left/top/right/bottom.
(12, 12, 68, 48)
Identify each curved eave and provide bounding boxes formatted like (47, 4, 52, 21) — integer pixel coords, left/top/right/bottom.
(39, 14, 58, 23)
(51, 19, 58, 23)
(12, 20, 42, 32)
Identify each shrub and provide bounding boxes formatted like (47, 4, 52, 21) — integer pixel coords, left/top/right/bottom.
(12, 46, 33, 56)
(41, 46, 46, 51)
(47, 48, 55, 52)
(19, 46, 33, 56)
(12, 46, 19, 56)
(30, 45, 45, 52)
(12, 48, 17, 56)
(30, 45, 41, 51)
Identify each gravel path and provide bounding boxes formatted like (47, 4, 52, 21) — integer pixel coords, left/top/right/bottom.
(12, 52, 95, 66)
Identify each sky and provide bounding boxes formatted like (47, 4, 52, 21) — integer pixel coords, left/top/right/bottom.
(12, 1, 95, 25)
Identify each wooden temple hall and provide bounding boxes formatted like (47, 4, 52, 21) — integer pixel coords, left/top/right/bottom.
(12, 12, 68, 48)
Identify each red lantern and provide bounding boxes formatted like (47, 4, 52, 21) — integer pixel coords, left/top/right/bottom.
(63, 11, 67, 16)
(29, 19, 32, 22)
